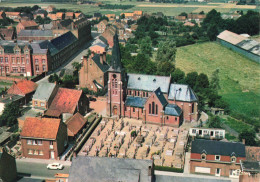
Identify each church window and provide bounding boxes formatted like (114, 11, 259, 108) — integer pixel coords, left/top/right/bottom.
(149, 104, 151, 114)
(152, 102, 155, 114)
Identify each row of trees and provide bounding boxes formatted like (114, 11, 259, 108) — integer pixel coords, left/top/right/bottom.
(99, 4, 134, 10)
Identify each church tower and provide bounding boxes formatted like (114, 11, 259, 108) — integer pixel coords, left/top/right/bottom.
(107, 34, 126, 117)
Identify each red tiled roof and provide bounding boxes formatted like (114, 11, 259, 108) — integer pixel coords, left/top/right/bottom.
(8, 80, 38, 96)
(65, 12, 74, 17)
(75, 13, 82, 18)
(47, 14, 57, 20)
(0, 28, 14, 38)
(20, 117, 61, 139)
(45, 88, 82, 117)
(65, 113, 87, 137)
(5, 12, 20, 16)
(20, 20, 38, 27)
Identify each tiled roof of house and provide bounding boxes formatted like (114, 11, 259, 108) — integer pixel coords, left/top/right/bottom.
(47, 14, 57, 20)
(217, 30, 247, 45)
(191, 139, 246, 157)
(127, 73, 170, 93)
(19, 20, 38, 27)
(18, 30, 53, 37)
(45, 88, 82, 117)
(8, 80, 38, 96)
(32, 82, 56, 101)
(20, 117, 61, 139)
(68, 156, 153, 182)
(65, 113, 87, 137)
(0, 28, 14, 39)
(65, 12, 74, 17)
(75, 13, 84, 19)
(125, 96, 147, 108)
(168, 84, 197, 102)
(92, 54, 110, 73)
(165, 104, 182, 116)
(154, 87, 168, 107)
(245, 146, 260, 161)
(5, 12, 20, 16)
(56, 12, 64, 18)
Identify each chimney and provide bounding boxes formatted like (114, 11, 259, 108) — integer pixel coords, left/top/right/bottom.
(100, 53, 103, 64)
(242, 139, 245, 144)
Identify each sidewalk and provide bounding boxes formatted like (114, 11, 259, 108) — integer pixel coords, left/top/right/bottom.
(16, 157, 72, 166)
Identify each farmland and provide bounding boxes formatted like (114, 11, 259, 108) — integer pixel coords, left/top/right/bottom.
(175, 42, 260, 120)
(0, 0, 257, 16)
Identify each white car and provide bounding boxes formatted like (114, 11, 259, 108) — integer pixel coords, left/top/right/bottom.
(47, 163, 64, 170)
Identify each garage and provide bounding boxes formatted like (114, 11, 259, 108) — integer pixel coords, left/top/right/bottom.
(195, 167, 211, 174)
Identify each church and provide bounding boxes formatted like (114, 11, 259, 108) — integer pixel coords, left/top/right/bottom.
(81, 34, 198, 127)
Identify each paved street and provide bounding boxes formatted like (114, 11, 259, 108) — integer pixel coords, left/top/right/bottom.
(37, 31, 100, 84)
(16, 159, 70, 179)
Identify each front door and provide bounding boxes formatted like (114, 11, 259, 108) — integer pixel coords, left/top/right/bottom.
(50, 151, 55, 159)
(215, 168, 221, 176)
(113, 106, 117, 116)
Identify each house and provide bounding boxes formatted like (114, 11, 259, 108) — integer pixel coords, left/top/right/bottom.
(175, 16, 186, 22)
(68, 156, 154, 182)
(20, 117, 68, 159)
(47, 14, 57, 21)
(16, 20, 39, 34)
(79, 52, 109, 92)
(56, 12, 65, 20)
(46, 5, 56, 13)
(239, 160, 260, 182)
(190, 139, 246, 178)
(7, 79, 38, 104)
(73, 13, 83, 20)
(33, 9, 47, 19)
(121, 12, 134, 19)
(101, 25, 117, 48)
(134, 11, 143, 17)
(65, 112, 88, 140)
(184, 21, 195, 27)
(0, 28, 16, 40)
(93, 13, 102, 21)
(0, 148, 17, 182)
(89, 42, 108, 54)
(217, 30, 260, 63)
(44, 88, 88, 119)
(5, 12, 21, 22)
(96, 20, 108, 33)
(188, 14, 206, 21)
(0, 11, 6, 19)
(65, 12, 75, 19)
(189, 128, 225, 140)
(32, 82, 58, 110)
(17, 30, 54, 41)
(105, 14, 116, 21)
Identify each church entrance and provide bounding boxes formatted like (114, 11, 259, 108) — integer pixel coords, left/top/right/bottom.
(113, 106, 118, 116)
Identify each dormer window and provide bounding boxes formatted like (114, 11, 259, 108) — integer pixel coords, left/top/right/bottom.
(15, 49, 20, 55)
(0, 50, 3, 54)
(201, 153, 206, 160)
(215, 155, 220, 161)
(231, 156, 236, 163)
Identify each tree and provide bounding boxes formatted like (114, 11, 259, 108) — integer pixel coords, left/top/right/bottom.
(171, 68, 185, 83)
(62, 75, 75, 89)
(239, 129, 257, 146)
(195, 73, 210, 91)
(156, 39, 176, 63)
(208, 116, 222, 128)
(48, 73, 60, 83)
(179, 12, 188, 18)
(210, 69, 220, 90)
(139, 37, 152, 57)
(72, 62, 82, 72)
(185, 72, 198, 88)
(207, 24, 219, 41)
(0, 102, 20, 127)
(156, 61, 175, 76)
(120, 13, 125, 19)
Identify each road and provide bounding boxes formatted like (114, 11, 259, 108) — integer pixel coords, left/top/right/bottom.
(16, 159, 70, 179)
(37, 31, 100, 84)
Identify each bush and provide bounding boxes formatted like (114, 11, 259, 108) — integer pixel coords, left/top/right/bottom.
(154, 166, 183, 173)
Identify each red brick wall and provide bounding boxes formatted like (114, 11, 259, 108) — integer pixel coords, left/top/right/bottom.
(32, 54, 48, 75)
(191, 153, 245, 163)
(239, 173, 260, 182)
(90, 46, 106, 54)
(124, 106, 143, 119)
(144, 92, 163, 124)
(164, 115, 180, 127)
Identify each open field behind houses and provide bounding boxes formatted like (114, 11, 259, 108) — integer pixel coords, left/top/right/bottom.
(175, 42, 260, 119)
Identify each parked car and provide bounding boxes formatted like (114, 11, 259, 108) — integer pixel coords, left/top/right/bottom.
(47, 163, 64, 170)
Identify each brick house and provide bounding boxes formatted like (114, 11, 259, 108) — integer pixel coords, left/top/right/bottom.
(79, 52, 109, 92)
(75, 13, 85, 20)
(20, 117, 68, 159)
(65, 112, 88, 141)
(97, 20, 108, 33)
(175, 16, 186, 22)
(7, 79, 38, 104)
(65, 12, 75, 20)
(56, 12, 65, 20)
(47, 14, 57, 21)
(5, 12, 21, 22)
(239, 160, 260, 182)
(187, 14, 206, 21)
(0, 148, 17, 182)
(32, 82, 58, 110)
(190, 139, 246, 178)
(105, 14, 116, 21)
(16, 20, 39, 34)
(89, 42, 108, 54)
(44, 88, 88, 119)
(101, 25, 117, 48)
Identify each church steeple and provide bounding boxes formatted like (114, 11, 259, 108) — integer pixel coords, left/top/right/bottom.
(109, 33, 122, 72)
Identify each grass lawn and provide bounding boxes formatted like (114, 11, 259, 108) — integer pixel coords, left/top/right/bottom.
(175, 42, 260, 119)
(0, 81, 12, 86)
(223, 117, 252, 133)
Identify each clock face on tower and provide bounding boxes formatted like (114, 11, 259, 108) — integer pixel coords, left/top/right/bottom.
(113, 74, 117, 78)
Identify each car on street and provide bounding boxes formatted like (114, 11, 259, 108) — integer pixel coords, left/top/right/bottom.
(47, 163, 64, 170)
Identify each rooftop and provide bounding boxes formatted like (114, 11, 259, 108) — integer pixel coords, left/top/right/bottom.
(18, 30, 53, 37)
(20, 117, 61, 140)
(165, 104, 182, 116)
(125, 96, 147, 108)
(217, 30, 247, 45)
(127, 73, 171, 93)
(32, 82, 56, 101)
(168, 84, 197, 102)
(65, 113, 87, 137)
(241, 161, 260, 173)
(191, 139, 246, 157)
(8, 80, 38, 96)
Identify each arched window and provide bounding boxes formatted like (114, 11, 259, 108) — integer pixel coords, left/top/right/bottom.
(152, 102, 155, 114)
(115, 79, 117, 88)
(149, 104, 151, 114)
(156, 104, 158, 115)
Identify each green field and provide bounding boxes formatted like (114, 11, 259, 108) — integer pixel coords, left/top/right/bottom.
(175, 42, 260, 119)
(0, 0, 257, 16)
(223, 117, 252, 133)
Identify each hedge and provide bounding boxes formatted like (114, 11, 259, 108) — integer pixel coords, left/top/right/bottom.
(154, 165, 184, 173)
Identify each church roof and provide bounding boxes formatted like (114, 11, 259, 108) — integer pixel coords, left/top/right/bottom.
(108, 34, 122, 72)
